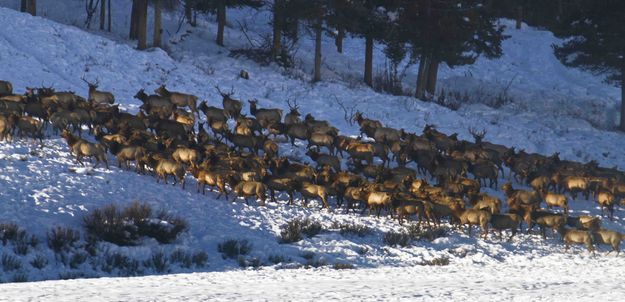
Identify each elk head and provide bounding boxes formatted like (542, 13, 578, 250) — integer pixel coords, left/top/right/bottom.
(468, 127, 486, 145)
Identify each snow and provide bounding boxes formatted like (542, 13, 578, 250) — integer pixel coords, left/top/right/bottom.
(2, 261, 624, 301)
(0, 2, 624, 300)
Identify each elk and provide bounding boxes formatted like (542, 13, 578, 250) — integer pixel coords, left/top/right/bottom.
(373, 127, 405, 145)
(264, 175, 296, 205)
(61, 130, 109, 169)
(362, 189, 393, 218)
(216, 86, 242, 119)
(558, 226, 595, 255)
(490, 213, 522, 241)
(115, 145, 146, 172)
(198, 101, 227, 123)
(134, 89, 175, 112)
(566, 215, 601, 231)
(0, 80, 13, 96)
(299, 182, 330, 208)
(471, 193, 501, 214)
(149, 156, 186, 189)
(262, 138, 279, 158)
(353, 111, 382, 138)
(82, 77, 115, 106)
(541, 191, 569, 215)
(14, 115, 44, 142)
(468, 127, 486, 146)
(452, 205, 491, 238)
(189, 167, 232, 198)
(592, 229, 625, 255)
(155, 84, 198, 113)
(232, 180, 267, 205)
(597, 190, 616, 220)
(306, 149, 341, 172)
(171, 146, 201, 168)
(226, 131, 262, 155)
(502, 182, 541, 206)
(284, 99, 301, 126)
(468, 160, 499, 188)
(534, 212, 565, 239)
(286, 123, 309, 146)
(0, 114, 15, 141)
(248, 99, 282, 128)
(307, 132, 336, 155)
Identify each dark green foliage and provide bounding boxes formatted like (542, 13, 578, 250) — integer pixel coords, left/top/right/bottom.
(553, 0, 625, 129)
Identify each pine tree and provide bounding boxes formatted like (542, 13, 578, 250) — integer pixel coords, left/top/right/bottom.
(342, 1, 395, 87)
(193, 0, 264, 47)
(286, 0, 330, 82)
(398, 0, 507, 99)
(553, 0, 625, 130)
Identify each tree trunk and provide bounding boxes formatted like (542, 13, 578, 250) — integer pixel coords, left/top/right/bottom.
(620, 62, 625, 131)
(335, 27, 344, 53)
(272, 0, 282, 57)
(107, 0, 112, 32)
(216, 3, 226, 46)
(415, 54, 430, 99)
(185, 1, 196, 26)
(364, 34, 374, 87)
(22, 0, 36, 16)
(313, 17, 322, 82)
(136, 0, 148, 50)
(129, 0, 139, 39)
(425, 59, 439, 96)
(516, 6, 522, 29)
(99, 0, 106, 30)
(153, 0, 162, 48)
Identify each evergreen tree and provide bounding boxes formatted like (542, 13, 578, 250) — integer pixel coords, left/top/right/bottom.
(398, 0, 506, 99)
(553, 0, 625, 130)
(286, 0, 331, 82)
(343, 0, 396, 87)
(193, 0, 264, 46)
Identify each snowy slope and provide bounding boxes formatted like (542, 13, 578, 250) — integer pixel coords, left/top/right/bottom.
(0, 4, 624, 298)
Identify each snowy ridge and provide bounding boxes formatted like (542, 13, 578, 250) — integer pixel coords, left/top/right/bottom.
(0, 5, 624, 301)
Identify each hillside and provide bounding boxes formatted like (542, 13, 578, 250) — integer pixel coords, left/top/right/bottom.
(0, 4, 624, 300)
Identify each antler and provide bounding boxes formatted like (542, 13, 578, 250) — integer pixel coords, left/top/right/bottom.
(468, 127, 486, 138)
(286, 98, 299, 111)
(81, 75, 98, 88)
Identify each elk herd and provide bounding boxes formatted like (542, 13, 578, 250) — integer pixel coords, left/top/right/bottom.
(2, 78, 625, 255)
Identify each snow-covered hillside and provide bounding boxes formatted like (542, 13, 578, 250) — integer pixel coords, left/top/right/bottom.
(0, 3, 624, 300)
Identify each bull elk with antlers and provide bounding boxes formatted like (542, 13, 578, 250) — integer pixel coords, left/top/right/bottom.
(82, 77, 115, 107)
(155, 84, 198, 113)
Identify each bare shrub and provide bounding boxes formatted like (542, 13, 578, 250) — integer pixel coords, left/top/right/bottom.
(333, 263, 355, 270)
(30, 254, 48, 270)
(420, 256, 450, 266)
(192, 251, 209, 268)
(279, 218, 323, 243)
(84, 202, 187, 246)
(218, 239, 252, 259)
(1, 254, 22, 272)
(144, 251, 169, 273)
(47, 226, 80, 253)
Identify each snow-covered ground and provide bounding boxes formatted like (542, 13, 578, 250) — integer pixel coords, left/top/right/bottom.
(2, 259, 624, 301)
(0, 3, 624, 300)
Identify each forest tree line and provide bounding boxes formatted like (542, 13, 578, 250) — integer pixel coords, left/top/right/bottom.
(17, 0, 625, 131)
